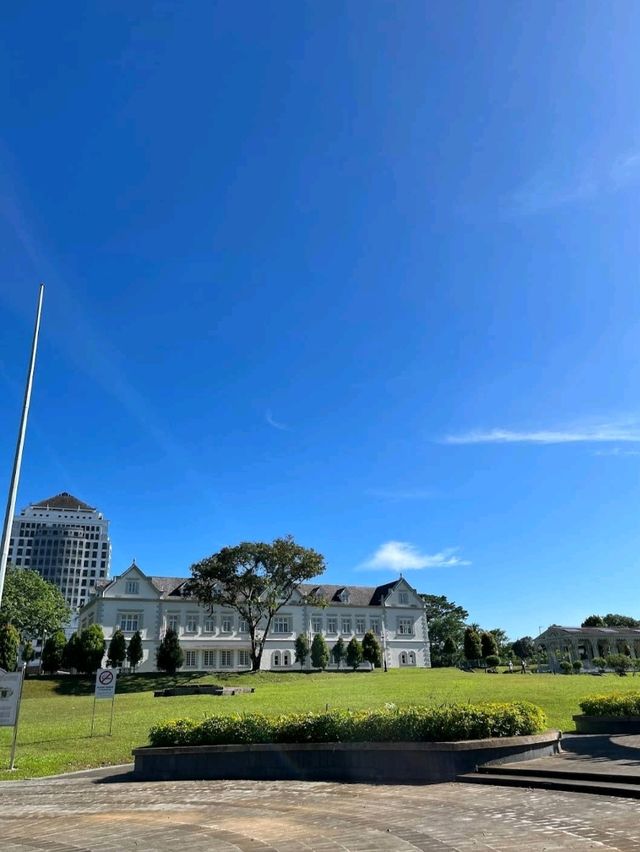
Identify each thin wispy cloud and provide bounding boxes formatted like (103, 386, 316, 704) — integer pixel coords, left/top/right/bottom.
(265, 409, 290, 431)
(509, 149, 640, 216)
(593, 447, 640, 457)
(366, 487, 436, 501)
(360, 541, 470, 572)
(443, 424, 640, 445)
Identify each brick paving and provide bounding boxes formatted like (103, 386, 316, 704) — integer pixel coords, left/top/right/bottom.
(2, 766, 640, 851)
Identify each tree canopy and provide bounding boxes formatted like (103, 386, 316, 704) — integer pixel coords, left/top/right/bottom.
(0, 566, 70, 639)
(511, 636, 536, 661)
(580, 613, 640, 628)
(463, 627, 482, 663)
(420, 594, 468, 667)
(186, 536, 325, 671)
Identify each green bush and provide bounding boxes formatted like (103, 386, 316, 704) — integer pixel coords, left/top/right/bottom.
(148, 701, 547, 747)
(591, 657, 607, 673)
(572, 660, 583, 673)
(559, 660, 573, 675)
(580, 692, 640, 717)
(606, 653, 632, 676)
(485, 654, 500, 669)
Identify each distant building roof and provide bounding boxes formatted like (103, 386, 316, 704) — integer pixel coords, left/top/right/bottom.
(298, 580, 401, 607)
(538, 625, 640, 638)
(31, 492, 95, 511)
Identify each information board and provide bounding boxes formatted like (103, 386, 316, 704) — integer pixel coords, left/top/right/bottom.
(0, 670, 22, 727)
(94, 668, 117, 700)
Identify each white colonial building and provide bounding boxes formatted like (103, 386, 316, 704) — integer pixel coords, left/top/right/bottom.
(78, 562, 431, 672)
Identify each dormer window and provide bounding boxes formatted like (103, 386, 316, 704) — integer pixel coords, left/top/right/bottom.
(125, 580, 139, 595)
(338, 588, 350, 604)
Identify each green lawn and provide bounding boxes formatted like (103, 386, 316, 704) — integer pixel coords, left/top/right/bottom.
(2, 668, 639, 780)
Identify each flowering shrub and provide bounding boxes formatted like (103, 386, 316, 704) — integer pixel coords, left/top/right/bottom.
(148, 701, 546, 747)
(580, 692, 640, 717)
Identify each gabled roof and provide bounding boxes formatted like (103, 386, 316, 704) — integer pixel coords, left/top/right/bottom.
(541, 625, 640, 636)
(32, 492, 95, 511)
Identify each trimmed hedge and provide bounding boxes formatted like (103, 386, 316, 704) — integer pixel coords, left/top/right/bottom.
(148, 702, 547, 747)
(580, 692, 640, 717)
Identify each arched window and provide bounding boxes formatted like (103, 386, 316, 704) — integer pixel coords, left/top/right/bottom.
(408, 651, 416, 666)
(283, 651, 291, 667)
(272, 651, 281, 667)
(400, 652, 408, 666)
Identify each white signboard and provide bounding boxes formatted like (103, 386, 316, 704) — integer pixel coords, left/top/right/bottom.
(0, 670, 22, 727)
(94, 668, 117, 700)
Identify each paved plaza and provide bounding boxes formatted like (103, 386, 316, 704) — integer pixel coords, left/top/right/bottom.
(2, 767, 640, 851)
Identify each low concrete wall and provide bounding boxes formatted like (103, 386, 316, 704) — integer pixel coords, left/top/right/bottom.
(133, 732, 561, 783)
(153, 686, 255, 697)
(573, 715, 640, 734)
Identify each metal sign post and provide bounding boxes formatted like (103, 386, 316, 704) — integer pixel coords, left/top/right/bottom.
(91, 668, 117, 737)
(0, 665, 26, 770)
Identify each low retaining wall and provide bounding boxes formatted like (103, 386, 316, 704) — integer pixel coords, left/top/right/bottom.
(573, 715, 640, 735)
(133, 731, 561, 783)
(153, 686, 255, 697)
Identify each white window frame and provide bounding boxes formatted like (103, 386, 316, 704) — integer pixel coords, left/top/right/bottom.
(119, 612, 140, 633)
(202, 649, 216, 668)
(238, 618, 249, 633)
(273, 615, 291, 634)
(203, 616, 216, 633)
(220, 649, 233, 668)
(355, 617, 366, 635)
(398, 617, 414, 636)
(282, 651, 291, 667)
(326, 616, 337, 634)
(238, 649, 250, 668)
(125, 580, 139, 595)
(221, 614, 233, 633)
(399, 591, 409, 605)
(184, 650, 198, 668)
(185, 613, 199, 633)
(370, 617, 381, 636)
(166, 613, 179, 633)
(311, 615, 323, 634)
(341, 617, 352, 635)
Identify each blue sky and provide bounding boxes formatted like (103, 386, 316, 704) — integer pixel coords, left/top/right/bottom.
(1, 2, 640, 639)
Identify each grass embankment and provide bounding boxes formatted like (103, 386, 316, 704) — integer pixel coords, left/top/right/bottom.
(2, 667, 639, 780)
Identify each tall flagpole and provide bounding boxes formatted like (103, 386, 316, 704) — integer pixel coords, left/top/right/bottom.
(0, 283, 45, 611)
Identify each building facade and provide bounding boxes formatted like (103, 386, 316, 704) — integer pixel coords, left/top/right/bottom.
(8, 492, 112, 612)
(79, 562, 431, 672)
(535, 625, 640, 670)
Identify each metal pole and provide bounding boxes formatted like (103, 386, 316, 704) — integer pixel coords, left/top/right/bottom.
(108, 696, 115, 736)
(0, 284, 45, 610)
(9, 664, 26, 770)
(90, 693, 97, 737)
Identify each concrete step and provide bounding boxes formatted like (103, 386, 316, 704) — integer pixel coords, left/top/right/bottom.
(458, 770, 640, 799)
(476, 763, 640, 786)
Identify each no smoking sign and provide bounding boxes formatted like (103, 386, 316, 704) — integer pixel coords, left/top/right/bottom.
(94, 668, 117, 699)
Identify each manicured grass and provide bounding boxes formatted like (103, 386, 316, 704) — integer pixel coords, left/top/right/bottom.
(2, 667, 640, 780)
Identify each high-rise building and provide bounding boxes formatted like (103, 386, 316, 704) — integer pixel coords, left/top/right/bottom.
(8, 492, 111, 611)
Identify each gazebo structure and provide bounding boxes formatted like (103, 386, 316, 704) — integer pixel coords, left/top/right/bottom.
(535, 625, 640, 670)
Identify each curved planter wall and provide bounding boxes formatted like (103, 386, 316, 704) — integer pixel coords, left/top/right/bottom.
(573, 715, 640, 735)
(133, 732, 560, 784)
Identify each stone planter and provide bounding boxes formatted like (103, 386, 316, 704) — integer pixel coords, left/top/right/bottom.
(573, 715, 640, 734)
(133, 731, 561, 783)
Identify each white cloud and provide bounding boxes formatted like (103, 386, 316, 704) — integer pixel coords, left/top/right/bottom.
(443, 424, 640, 445)
(361, 541, 470, 572)
(265, 409, 290, 431)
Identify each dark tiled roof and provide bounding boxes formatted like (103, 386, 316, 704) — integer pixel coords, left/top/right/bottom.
(150, 577, 187, 597)
(32, 492, 95, 511)
(298, 580, 400, 607)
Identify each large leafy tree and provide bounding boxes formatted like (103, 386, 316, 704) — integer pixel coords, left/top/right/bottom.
(186, 536, 325, 671)
(0, 567, 70, 640)
(421, 594, 469, 667)
(603, 614, 640, 628)
(581, 614, 605, 628)
(480, 631, 498, 659)
(78, 625, 106, 674)
(511, 636, 536, 661)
